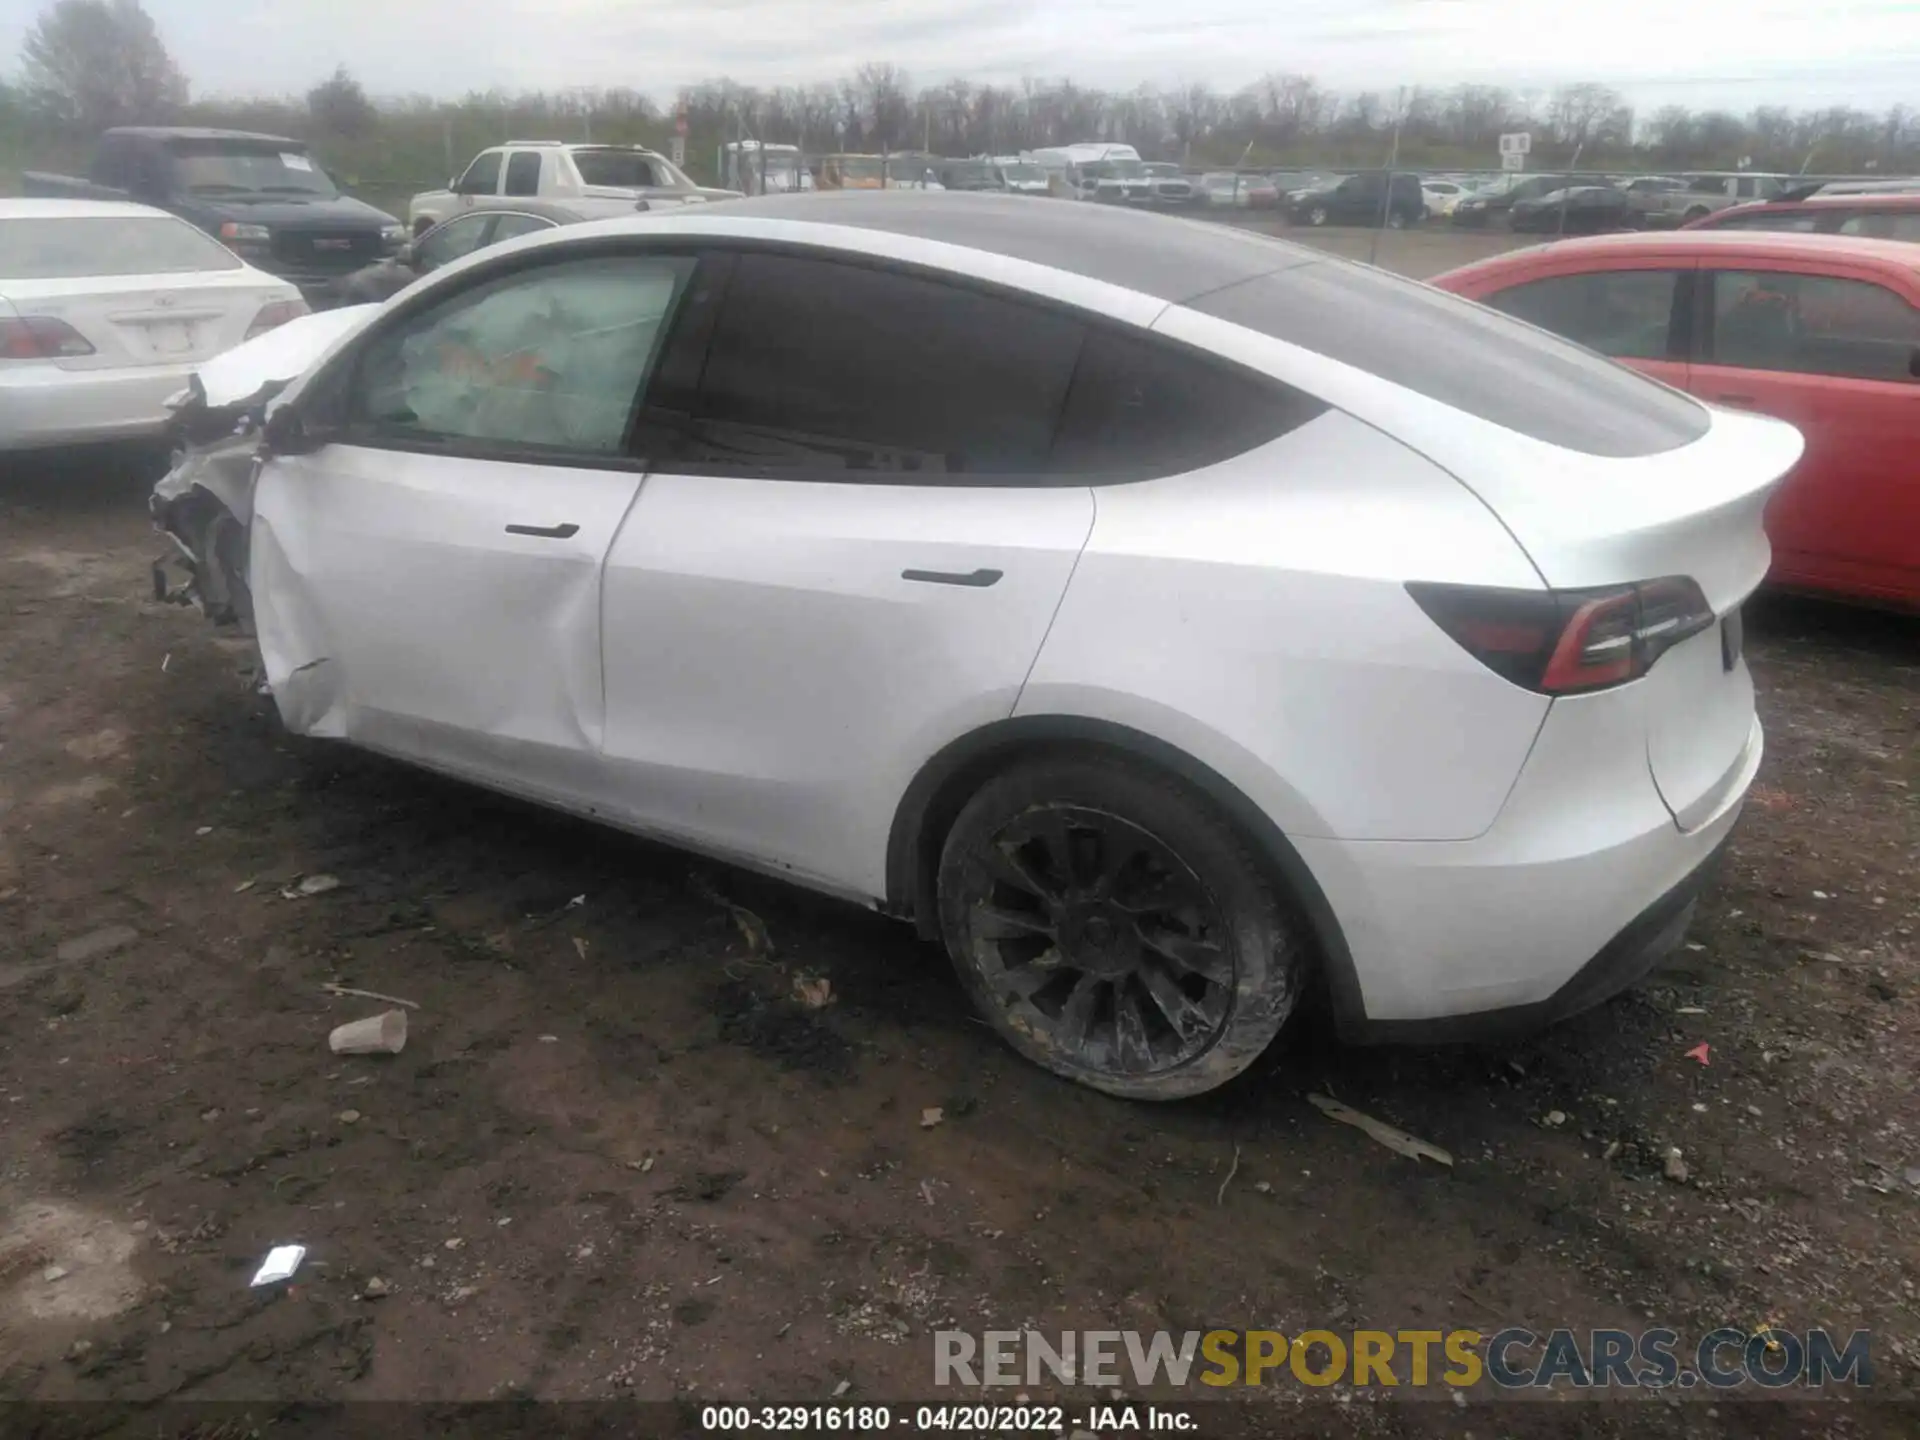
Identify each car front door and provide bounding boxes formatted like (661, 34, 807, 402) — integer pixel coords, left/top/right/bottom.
(1690, 265, 1920, 603)
(249, 248, 697, 806)
(1474, 260, 1696, 391)
(452, 150, 503, 213)
(598, 249, 1097, 898)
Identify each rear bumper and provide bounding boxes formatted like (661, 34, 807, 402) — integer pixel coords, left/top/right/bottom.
(1298, 700, 1762, 1041)
(0, 363, 196, 451)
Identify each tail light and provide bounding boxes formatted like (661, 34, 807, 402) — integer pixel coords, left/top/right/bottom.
(0, 316, 96, 360)
(1407, 577, 1716, 694)
(245, 298, 310, 341)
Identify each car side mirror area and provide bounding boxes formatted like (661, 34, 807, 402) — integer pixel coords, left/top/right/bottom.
(262, 402, 326, 457)
(633, 198, 651, 212)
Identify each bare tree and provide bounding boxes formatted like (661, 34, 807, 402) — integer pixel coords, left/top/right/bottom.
(851, 62, 913, 151)
(1547, 82, 1626, 151)
(21, 0, 187, 129)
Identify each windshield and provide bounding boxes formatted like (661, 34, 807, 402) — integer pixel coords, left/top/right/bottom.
(169, 142, 337, 196)
(941, 162, 995, 185)
(0, 215, 242, 277)
(1000, 163, 1045, 183)
(1105, 159, 1147, 180)
(574, 149, 683, 189)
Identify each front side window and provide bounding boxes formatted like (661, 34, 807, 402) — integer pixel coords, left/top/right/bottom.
(1707, 269, 1920, 382)
(412, 213, 496, 272)
(1485, 270, 1683, 361)
(503, 152, 543, 197)
(352, 253, 694, 454)
(457, 151, 502, 194)
(0, 215, 242, 277)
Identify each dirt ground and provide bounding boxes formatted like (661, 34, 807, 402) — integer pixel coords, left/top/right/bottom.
(1, 231, 1916, 1438)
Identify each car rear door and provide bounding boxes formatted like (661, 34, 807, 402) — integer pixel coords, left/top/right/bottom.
(249, 247, 697, 807)
(598, 249, 1097, 899)
(1689, 262, 1920, 603)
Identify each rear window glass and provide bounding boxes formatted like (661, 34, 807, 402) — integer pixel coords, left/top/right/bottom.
(0, 215, 242, 278)
(572, 150, 665, 188)
(1187, 260, 1710, 457)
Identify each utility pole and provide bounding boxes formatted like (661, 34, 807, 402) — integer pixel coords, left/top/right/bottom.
(1368, 86, 1406, 267)
(1556, 139, 1584, 236)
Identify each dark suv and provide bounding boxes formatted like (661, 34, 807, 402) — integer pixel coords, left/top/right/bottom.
(1287, 171, 1426, 228)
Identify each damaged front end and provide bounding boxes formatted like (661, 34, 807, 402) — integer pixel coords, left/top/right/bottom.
(150, 377, 281, 630)
(149, 303, 380, 632)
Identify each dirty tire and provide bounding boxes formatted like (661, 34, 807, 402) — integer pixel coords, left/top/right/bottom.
(937, 754, 1304, 1101)
(1307, 205, 1330, 227)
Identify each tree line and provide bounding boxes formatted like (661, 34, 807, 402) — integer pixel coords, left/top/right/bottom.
(4, 0, 1917, 203)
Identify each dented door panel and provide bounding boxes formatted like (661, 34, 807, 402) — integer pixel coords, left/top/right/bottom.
(249, 446, 643, 807)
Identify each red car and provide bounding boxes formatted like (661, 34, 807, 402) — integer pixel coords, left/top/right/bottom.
(1432, 231, 1920, 609)
(1683, 191, 1920, 242)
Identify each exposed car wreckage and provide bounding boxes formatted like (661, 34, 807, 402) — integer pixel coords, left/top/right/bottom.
(150, 305, 378, 629)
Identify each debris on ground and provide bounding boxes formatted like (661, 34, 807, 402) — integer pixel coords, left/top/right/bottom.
(691, 873, 774, 957)
(362, 1276, 391, 1299)
(322, 982, 419, 1010)
(328, 1009, 408, 1056)
(249, 1245, 306, 1287)
(1685, 1043, 1712, 1065)
(919, 1107, 944, 1129)
(1216, 1143, 1242, 1205)
(282, 874, 341, 900)
(791, 972, 834, 1009)
(337, 1109, 362, 1125)
(1308, 1093, 1454, 1167)
(1542, 1110, 1568, 1128)
(1664, 1149, 1691, 1184)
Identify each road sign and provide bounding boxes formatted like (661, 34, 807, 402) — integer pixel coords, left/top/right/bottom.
(1501, 151, 1525, 171)
(669, 136, 686, 167)
(675, 113, 689, 136)
(1499, 131, 1532, 157)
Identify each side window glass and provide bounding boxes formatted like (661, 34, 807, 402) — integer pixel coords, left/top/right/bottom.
(412, 214, 495, 272)
(1710, 270, 1920, 381)
(503, 152, 542, 198)
(1050, 328, 1327, 476)
(352, 253, 695, 454)
(1717, 211, 1818, 232)
(1837, 212, 1920, 241)
(488, 213, 556, 244)
(1486, 270, 1681, 361)
(458, 151, 502, 194)
(683, 253, 1083, 477)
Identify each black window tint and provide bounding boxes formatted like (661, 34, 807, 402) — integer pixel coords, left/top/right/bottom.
(1485, 270, 1682, 361)
(1051, 328, 1326, 476)
(684, 253, 1083, 476)
(503, 152, 542, 197)
(1189, 261, 1710, 457)
(488, 213, 556, 244)
(1707, 270, 1920, 382)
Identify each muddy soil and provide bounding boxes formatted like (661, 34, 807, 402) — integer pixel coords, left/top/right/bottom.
(1, 359, 1915, 1437)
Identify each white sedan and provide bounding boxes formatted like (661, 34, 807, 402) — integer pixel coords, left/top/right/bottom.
(160, 193, 1799, 1099)
(1420, 179, 1470, 217)
(0, 198, 306, 452)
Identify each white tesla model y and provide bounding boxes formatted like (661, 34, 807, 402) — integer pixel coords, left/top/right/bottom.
(203, 192, 1801, 1098)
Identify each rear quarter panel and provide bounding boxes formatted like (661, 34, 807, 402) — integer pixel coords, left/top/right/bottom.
(1019, 410, 1553, 843)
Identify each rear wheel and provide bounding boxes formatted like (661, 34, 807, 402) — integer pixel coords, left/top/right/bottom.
(937, 754, 1305, 1101)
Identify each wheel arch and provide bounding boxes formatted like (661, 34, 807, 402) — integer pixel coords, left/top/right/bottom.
(883, 714, 1367, 1031)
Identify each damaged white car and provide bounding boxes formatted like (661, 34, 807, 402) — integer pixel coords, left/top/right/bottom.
(150, 196, 1792, 1102)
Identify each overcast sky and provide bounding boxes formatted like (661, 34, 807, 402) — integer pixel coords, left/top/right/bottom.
(1, 0, 1915, 114)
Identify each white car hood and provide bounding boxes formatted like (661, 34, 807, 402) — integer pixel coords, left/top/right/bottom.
(196, 304, 382, 409)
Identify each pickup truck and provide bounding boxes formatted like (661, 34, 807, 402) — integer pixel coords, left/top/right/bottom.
(408, 142, 740, 234)
(1628, 172, 1792, 227)
(23, 127, 404, 306)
